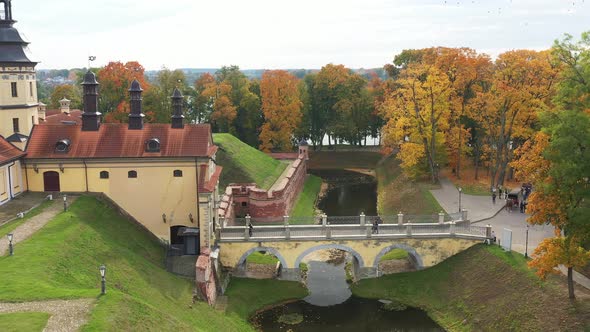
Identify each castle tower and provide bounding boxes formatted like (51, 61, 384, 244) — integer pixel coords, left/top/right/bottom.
(0, 0, 39, 150)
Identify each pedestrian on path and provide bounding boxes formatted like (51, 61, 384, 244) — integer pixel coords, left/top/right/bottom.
(372, 219, 379, 234)
(248, 223, 253, 237)
(492, 192, 497, 204)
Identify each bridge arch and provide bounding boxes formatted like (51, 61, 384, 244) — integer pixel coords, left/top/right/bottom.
(236, 246, 288, 269)
(294, 243, 365, 268)
(373, 243, 424, 270)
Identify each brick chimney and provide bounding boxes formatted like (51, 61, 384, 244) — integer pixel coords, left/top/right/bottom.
(171, 88, 184, 129)
(128, 79, 144, 130)
(81, 70, 101, 131)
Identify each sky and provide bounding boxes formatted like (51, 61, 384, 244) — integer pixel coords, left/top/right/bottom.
(9, 0, 590, 70)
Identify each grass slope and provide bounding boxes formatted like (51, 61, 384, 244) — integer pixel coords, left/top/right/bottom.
(379, 248, 409, 261)
(376, 154, 443, 215)
(0, 312, 50, 332)
(246, 252, 279, 265)
(213, 133, 287, 190)
(353, 244, 590, 331)
(290, 175, 322, 219)
(0, 196, 306, 331)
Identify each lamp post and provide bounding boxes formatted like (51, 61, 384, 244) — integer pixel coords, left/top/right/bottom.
(99, 265, 106, 295)
(458, 187, 463, 212)
(63, 195, 67, 212)
(524, 224, 529, 259)
(7, 233, 13, 256)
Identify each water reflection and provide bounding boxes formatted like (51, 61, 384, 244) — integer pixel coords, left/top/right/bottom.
(304, 261, 351, 306)
(252, 296, 444, 332)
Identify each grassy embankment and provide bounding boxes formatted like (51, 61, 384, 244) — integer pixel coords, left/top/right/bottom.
(245, 251, 279, 265)
(375, 153, 444, 216)
(353, 244, 590, 331)
(379, 248, 409, 261)
(290, 175, 322, 220)
(213, 133, 287, 190)
(0, 196, 306, 331)
(0, 312, 50, 332)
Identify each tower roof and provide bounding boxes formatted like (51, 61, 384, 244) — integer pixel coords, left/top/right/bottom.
(0, 1, 37, 65)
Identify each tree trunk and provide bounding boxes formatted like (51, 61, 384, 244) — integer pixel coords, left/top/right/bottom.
(457, 125, 462, 180)
(474, 146, 480, 180)
(568, 267, 575, 299)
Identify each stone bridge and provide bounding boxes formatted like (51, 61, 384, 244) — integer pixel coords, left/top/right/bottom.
(217, 218, 492, 280)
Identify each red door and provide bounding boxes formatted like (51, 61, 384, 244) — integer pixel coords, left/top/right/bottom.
(43, 171, 60, 192)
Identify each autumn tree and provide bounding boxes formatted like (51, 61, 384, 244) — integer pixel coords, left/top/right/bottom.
(513, 110, 590, 299)
(147, 68, 188, 123)
(259, 70, 302, 152)
(97, 61, 150, 121)
(49, 84, 82, 109)
(552, 32, 590, 112)
(201, 78, 237, 133)
(191, 73, 216, 124)
(381, 63, 452, 183)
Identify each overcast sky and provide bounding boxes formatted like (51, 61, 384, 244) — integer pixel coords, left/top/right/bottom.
(11, 0, 590, 70)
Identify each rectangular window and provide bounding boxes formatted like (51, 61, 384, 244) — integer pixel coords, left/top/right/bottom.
(29, 82, 33, 97)
(12, 118, 19, 133)
(11, 82, 17, 97)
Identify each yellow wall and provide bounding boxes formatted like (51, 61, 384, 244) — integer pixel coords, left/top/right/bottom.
(24, 159, 212, 245)
(0, 167, 7, 203)
(0, 106, 39, 143)
(0, 159, 24, 205)
(219, 238, 481, 269)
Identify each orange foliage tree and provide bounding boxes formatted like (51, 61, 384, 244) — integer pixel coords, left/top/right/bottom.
(201, 79, 237, 133)
(259, 70, 302, 152)
(98, 61, 151, 123)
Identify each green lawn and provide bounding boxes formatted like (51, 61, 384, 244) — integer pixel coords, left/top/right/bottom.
(353, 244, 590, 331)
(0, 312, 50, 332)
(213, 133, 287, 190)
(290, 175, 322, 220)
(246, 251, 279, 265)
(225, 278, 308, 319)
(0, 195, 289, 331)
(379, 249, 409, 261)
(0, 200, 53, 239)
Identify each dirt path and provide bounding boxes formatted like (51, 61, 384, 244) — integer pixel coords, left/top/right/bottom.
(0, 198, 76, 256)
(0, 298, 95, 332)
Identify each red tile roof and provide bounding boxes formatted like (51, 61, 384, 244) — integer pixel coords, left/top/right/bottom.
(25, 123, 215, 159)
(43, 110, 83, 124)
(198, 165, 223, 193)
(44, 109, 82, 117)
(0, 135, 25, 165)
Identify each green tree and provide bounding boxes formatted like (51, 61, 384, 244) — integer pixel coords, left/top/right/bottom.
(49, 84, 82, 109)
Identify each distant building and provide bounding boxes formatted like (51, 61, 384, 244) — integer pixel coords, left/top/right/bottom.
(0, 0, 39, 150)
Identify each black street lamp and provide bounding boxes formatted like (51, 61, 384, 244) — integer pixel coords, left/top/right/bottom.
(7, 233, 13, 256)
(63, 195, 67, 212)
(99, 265, 106, 295)
(458, 187, 463, 212)
(524, 224, 529, 259)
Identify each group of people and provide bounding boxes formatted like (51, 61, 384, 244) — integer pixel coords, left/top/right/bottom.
(491, 184, 532, 213)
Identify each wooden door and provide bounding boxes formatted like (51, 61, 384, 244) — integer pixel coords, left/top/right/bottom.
(43, 171, 60, 192)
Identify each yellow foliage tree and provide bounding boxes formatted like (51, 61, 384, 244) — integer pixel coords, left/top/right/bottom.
(259, 70, 302, 152)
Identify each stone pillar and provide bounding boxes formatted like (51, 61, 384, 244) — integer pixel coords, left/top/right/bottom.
(284, 215, 290, 239)
(397, 212, 404, 226)
(461, 209, 468, 222)
(326, 225, 332, 239)
(366, 224, 372, 238)
(406, 224, 412, 236)
(283, 215, 289, 226)
(486, 224, 492, 238)
(219, 217, 225, 230)
(438, 211, 445, 224)
(360, 212, 366, 226)
(244, 214, 251, 240)
(450, 221, 456, 236)
(322, 213, 327, 226)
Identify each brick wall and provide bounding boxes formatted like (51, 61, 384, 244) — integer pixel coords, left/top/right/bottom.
(217, 155, 307, 222)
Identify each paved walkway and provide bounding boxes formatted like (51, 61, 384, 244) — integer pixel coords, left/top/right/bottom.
(0, 198, 75, 256)
(0, 192, 49, 224)
(0, 299, 95, 332)
(430, 178, 502, 222)
(269, 160, 294, 193)
(431, 177, 590, 291)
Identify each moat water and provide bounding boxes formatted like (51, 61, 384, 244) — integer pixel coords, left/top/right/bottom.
(310, 169, 377, 216)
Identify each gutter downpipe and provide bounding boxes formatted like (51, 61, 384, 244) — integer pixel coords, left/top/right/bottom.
(83, 159, 89, 192)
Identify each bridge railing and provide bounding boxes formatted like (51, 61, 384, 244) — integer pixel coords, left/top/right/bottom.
(219, 221, 492, 242)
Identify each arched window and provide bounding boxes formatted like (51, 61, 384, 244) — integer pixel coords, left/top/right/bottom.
(128, 170, 137, 178)
(173, 170, 183, 177)
(99, 171, 109, 179)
